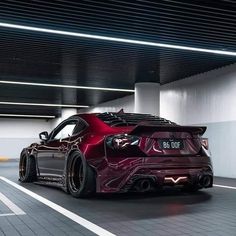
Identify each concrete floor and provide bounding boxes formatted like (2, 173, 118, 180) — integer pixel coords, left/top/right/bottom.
(0, 161, 236, 236)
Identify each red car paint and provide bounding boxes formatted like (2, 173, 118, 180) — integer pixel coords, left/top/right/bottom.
(21, 112, 213, 193)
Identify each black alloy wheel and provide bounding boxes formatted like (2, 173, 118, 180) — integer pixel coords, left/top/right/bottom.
(19, 154, 37, 182)
(67, 152, 96, 198)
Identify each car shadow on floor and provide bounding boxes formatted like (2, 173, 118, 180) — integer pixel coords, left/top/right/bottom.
(17, 182, 213, 220)
(94, 187, 212, 202)
(85, 188, 213, 220)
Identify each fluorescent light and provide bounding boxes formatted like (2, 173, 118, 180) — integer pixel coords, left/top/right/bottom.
(0, 22, 235, 56)
(0, 114, 55, 118)
(0, 80, 135, 92)
(0, 101, 89, 108)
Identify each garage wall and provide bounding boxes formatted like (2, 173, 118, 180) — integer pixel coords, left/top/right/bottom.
(160, 63, 236, 125)
(0, 118, 53, 159)
(161, 63, 236, 178)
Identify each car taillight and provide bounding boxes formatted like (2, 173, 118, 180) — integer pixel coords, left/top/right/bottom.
(201, 138, 209, 150)
(106, 134, 140, 149)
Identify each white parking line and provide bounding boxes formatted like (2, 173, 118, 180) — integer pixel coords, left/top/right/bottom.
(0, 192, 26, 216)
(0, 176, 116, 236)
(214, 184, 236, 190)
(0, 213, 18, 217)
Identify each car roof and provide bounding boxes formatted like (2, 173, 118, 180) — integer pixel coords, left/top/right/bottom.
(70, 112, 176, 128)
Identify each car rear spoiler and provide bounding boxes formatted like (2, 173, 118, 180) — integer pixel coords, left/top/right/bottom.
(129, 124, 207, 136)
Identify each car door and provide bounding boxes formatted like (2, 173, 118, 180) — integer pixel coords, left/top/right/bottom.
(37, 119, 78, 176)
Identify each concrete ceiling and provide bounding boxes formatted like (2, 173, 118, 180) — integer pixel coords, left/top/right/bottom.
(0, 0, 236, 117)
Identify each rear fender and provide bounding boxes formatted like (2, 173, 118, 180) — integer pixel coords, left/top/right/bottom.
(63, 149, 98, 192)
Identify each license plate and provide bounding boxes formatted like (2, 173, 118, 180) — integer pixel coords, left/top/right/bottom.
(159, 139, 184, 150)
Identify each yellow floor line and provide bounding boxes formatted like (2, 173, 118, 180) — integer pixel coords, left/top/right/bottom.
(0, 156, 9, 162)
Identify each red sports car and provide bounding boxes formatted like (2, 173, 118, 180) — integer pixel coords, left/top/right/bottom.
(19, 112, 213, 197)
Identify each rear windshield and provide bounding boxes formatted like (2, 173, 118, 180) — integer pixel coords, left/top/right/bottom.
(96, 112, 176, 127)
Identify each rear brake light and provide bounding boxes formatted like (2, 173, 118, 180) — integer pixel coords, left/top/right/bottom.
(201, 138, 209, 149)
(106, 134, 140, 149)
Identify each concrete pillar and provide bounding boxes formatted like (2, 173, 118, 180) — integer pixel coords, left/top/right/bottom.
(134, 82, 160, 116)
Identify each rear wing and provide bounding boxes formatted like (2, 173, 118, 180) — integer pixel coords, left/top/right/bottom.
(129, 124, 207, 136)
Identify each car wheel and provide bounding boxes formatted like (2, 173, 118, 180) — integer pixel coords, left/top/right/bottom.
(19, 154, 37, 182)
(67, 152, 96, 198)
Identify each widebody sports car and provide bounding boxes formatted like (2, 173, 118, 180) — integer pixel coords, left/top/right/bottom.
(19, 112, 213, 197)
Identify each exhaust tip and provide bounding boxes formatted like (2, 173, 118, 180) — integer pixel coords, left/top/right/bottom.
(135, 179, 152, 192)
(200, 175, 212, 188)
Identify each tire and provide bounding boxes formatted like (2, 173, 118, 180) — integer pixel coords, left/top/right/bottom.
(67, 152, 96, 198)
(19, 154, 37, 182)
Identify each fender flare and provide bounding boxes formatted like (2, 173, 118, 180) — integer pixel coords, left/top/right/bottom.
(63, 148, 97, 192)
(63, 149, 86, 192)
(20, 148, 39, 176)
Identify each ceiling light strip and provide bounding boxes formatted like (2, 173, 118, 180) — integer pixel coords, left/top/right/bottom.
(0, 22, 236, 56)
(0, 101, 89, 108)
(0, 114, 55, 118)
(0, 80, 135, 92)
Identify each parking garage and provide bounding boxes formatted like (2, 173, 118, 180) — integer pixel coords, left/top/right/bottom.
(1, 1, 236, 236)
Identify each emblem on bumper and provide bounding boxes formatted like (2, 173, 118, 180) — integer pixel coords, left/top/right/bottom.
(164, 176, 188, 184)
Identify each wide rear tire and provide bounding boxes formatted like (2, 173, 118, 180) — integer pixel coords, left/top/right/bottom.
(19, 154, 37, 182)
(67, 152, 96, 198)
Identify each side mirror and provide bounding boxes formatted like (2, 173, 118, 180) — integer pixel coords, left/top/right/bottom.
(39, 131, 49, 141)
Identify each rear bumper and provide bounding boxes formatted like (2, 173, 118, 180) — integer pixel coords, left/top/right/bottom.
(95, 156, 213, 193)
